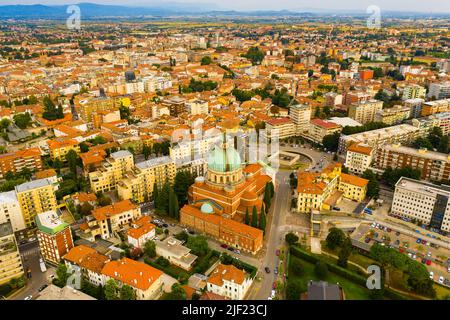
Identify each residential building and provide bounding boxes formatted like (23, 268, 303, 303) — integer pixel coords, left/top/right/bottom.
(118, 156, 176, 203)
(101, 257, 164, 300)
(421, 99, 450, 117)
(0, 222, 24, 285)
(296, 163, 368, 213)
(374, 105, 411, 125)
(63, 245, 110, 287)
(36, 211, 74, 265)
(344, 143, 374, 174)
(206, 263, 252, 300)
(185, 99, 209, 115)
(74, 96, 120, 123)
(89, 150, 134, 193)
(265, 117, 296, 140)
(0, 148, 43, 178)
(404, 98, 424, 118)
(308, 119, 342, 144)
(391, 177, 450, 232)
(289, 104, 312, 135)
(155, 236, 198, 270)
(411, 112, 450, 136)
(47, 138, 80, 162)
(338, 124, 420, 155)
(79, 200, 141, 240)
(37, 285, 96, 300)
(375, 144, 450, 182)
(305, 281, 344, 300)
(428, 82, 450, 100)
(402, 85, 426, 100)
(127, 216, 156, 248)
(348, 100, 383, 124)
(0, 191, 26, 232)
(15, 178, 58, 228)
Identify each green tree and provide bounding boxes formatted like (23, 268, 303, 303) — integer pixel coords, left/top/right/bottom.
(66, 149, 78, 175)
(119, 285, 136, 300)
(144, 240, 156, 258)
(251, 205, 258, 228)
(326, 228, 346, 250)
(263, 184, 272, 209)
(142, 145, 151, 160)
(168, 187, 179, 220)
(337, 236, 353, 268)
(186, 236, 209, 256)
(314, 261, 329, 278)
(55, 263, 69, 287)
(244, 207, 250, 225)
(285, 232, 299, 245)
(322, 132, 340, 152)
(79, 202, 94, 216)
(285, 279, 306, 300)
(174, 171, 194, 207)
(104, 279, 119, 300)
(13, 112, 32, 129)
(201, 56, 212, 65)
(259, 205, 266, 233)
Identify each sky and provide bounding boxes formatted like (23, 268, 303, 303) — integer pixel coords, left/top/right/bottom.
(0, 0, 449, 13)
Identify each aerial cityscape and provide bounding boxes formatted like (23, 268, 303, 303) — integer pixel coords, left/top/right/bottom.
(0, 0, 449, 306)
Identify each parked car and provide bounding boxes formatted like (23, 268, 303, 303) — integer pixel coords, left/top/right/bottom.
(220, 244, 228, 249)
(416, 238, 422, 244)
(234, 249, 241, 254)
(24, 295, 32, 301)
(421, 258, 427, 264)
(265, 267, 270, 274)
(439, 276, 445, 284)
(426, 260, 432, 266)
(28, 237, 36, 242)
(412, 254, 417, 259)
(38, 284, 48, 292)
(371, 222, 376, 228)
(427, 252, 432, 258)
(19, 239, 27, 245)
(387, 228, 392, 232)
(395, 231, 401, 236)
(274, 268, 278, 275)
(364, 237, 371, 243)
(162, 223, 168, 228)
(421, 240, 427, 245)
(429, 271, 434, 279)
(227, 247, 234, 252)
(395, 240, 400, 245)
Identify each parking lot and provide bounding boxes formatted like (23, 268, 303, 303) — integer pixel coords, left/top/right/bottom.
(353, 222, 450, 286)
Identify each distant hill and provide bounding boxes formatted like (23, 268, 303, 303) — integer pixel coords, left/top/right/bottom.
(0, 3, 448, 19)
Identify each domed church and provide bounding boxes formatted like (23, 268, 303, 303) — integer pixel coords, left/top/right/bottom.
(179, 138, 273, 254)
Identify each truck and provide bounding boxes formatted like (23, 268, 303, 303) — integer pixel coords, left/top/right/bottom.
(364, 208, 373, 215)
(39, 258, 47, 273)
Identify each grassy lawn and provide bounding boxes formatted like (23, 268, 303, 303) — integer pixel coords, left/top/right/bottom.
(434, 283, 450, 300)
(288, 255, 373, 300)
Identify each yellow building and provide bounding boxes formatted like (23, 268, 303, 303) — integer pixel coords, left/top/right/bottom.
(296, 163, 368, 213)
(74, 95, 121, 123)
(15, 178, 57, 228)
(0, 222, 24, 285)
(374, 105, 411, 125)
(118, 156, 176, 204)
(47, 138, 80, 162)
(308, 119, 342, 144)
(89, 150, 134, 193)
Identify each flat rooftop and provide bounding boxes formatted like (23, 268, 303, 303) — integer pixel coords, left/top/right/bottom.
(36, 211, 69, 235)
(15, 178, 51, 193)
(382, 144, 450, 162)
(396, 177, 450, 196)
(136, 156, 173, 169)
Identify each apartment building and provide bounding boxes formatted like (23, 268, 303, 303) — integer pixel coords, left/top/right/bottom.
(169, 135, 220, 164)
(296, 163, 368, 213)
(155, 236, 198, 270)
(348, 100, 383, 124)
(101, 257, 164, 300)
(411, 111, 450, 136)
(391, 177, 450, 232)
(402, 85, 426, 100)
(117, 156, 176, 204)
(0, 148, 43, 178)
(375, 144, 450, 182)
(308, 119, 342, 144)
(15, 178, 58, 228)
(289, 104, 312, 135)
(374, 105, 411, 125)
(80, 200, 141, 240)
(185, 99, 209, 115)
(428, 82, 450, 100)
(74, 96, 120, 123)
(161, 96, 186, 116)
(421, 99, 450, 117)
(47, 138, 80, 162)
(344, 143, 374, 175)
(265, 117, 296, 140)
(0, 191, 26, 232)
(36, 211, 74, 265)
(206, 263, 252, 300)
(338, 124, 420, 155)
(0, 222, 24, 285)
(89, 150, 134, 193)
(127, 216, 156, 249)
(404, 98, 424, 119)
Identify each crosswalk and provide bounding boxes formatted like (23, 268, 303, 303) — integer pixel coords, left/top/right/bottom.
(20, 247, 40, 258)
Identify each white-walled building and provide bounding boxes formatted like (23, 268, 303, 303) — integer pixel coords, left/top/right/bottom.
(206, 263, 253, 300)
(0, 191, 26, 232)
(344, 143, 374, 175)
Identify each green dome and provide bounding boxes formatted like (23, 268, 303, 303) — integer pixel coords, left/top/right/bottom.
(207, 145, 242, 172)
(200, 203, 214, 214)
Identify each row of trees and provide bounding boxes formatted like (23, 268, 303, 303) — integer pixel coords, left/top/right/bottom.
(413, 127, 449, 154)
(153, 182, 179, 219)
(325, 228, 353, 268)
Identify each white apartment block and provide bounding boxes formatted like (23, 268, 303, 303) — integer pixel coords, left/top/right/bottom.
(404, 98, 424, 118)
(348, 100, 383, 124)
(185, 99, 209, 115)
(402, 85, 426, 101)
(0, 191, 26, 232)
(391, 177, 450, 232)
(428, 82, 450, 100)
(206, 263, 253, 300)
(344, 143, 374, 175)
(289, 104, 312, 135)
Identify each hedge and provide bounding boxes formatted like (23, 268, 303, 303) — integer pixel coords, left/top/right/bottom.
(144, 258, 189, 282)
